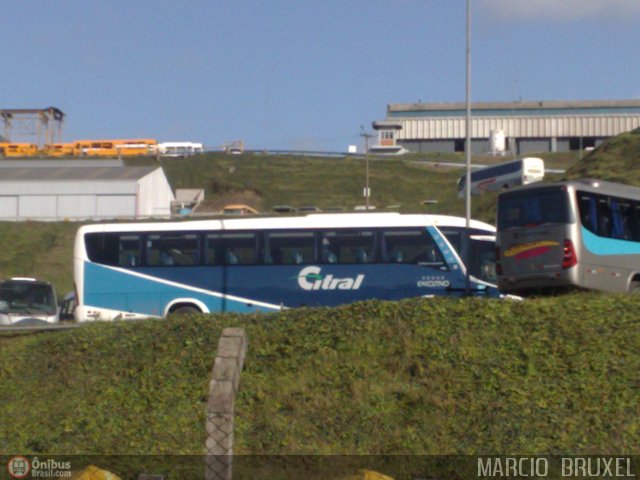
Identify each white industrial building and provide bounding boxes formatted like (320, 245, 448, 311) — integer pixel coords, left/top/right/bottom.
(373, 99, 640, 154)
(0, 164, 175, 220)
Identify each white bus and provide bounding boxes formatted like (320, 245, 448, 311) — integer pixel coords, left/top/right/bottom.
(157, 142, 204, 157)
(0, 278, 59, 325)
(458, 157, 544, 198)
(73, 213, 500, 321)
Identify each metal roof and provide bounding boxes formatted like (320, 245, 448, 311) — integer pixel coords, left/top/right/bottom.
(0, 159, 124, 168)
(0, 166, 159, 182)
(77, 212, 496, 234)
(387, 100, 640, 118)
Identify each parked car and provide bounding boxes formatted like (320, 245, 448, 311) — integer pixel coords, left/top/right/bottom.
(298, 206, 322, 213)
(222, 204, 260, 215)
(272, 205, 297, 213)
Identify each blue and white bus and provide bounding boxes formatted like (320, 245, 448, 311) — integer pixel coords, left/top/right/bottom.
(458, 157, 544, 198)
(497, 179, 640, 294)
(73, 213, 499, 321)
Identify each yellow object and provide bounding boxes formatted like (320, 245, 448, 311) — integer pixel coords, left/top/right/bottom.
(0, 142, 39, 157)
(69, 465, 122, 480)
(342, 469, 395, 480)
(44, 143, 76, 157)
(73, 138, 156, 157)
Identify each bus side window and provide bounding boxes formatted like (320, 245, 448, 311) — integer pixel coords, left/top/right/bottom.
(206, 233, 257, 265)
(322, 230, 376, 264)
(597, 198, 611, 237)
(632, 204, 640, 241)
(118, 235, 141, 267)
(264, 232, 315, 265)
(146, 233, 199, 266)
(610, 199, 626, 239)
(578, 193, 599, 234)
(85, 232, 120, 266)
(321, 238, 337, 263)
(382, 229, 446, 270)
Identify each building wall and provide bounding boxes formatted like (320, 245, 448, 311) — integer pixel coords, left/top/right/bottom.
(382, 100, 640, 154)
(402, 139, 489, 154)
(395, 115, 640, 141)
(0, 196, 18, 219)
(0, 191, 138, 220)
(137, 168, 175, 216)
(0, 167, 174, 220)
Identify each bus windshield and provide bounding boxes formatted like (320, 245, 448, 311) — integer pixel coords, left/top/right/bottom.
(441, 228, 496, 283)
(498, 187, 570, 230)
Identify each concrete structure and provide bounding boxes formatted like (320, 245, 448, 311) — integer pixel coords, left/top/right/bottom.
(0, 165, 174, 220)
(373, 99, 640, 154)
(205, 328, 247, 480)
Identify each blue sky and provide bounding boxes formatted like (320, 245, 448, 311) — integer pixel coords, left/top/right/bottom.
(3, 0, 640, 152)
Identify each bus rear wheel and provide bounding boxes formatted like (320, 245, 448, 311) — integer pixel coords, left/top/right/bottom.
(170, 305, 201, 316)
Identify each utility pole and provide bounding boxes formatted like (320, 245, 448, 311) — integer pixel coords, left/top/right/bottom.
(360, 127, 375, 210)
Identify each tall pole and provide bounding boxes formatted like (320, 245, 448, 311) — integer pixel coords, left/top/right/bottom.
(360, 129, 374, 210)
(365, 148, 370, 209)
(465, 0, 472, 293)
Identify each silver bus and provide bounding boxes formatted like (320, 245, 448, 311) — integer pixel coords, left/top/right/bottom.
(496, 179, 640, 294)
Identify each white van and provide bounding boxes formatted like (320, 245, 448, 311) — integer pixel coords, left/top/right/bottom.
(0, 278, 59, 325)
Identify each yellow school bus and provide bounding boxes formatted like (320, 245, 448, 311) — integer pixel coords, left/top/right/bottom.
(113, 138, 157, 156)
(74, 140, 118, 157)
(0, 143, 39, 157)
(74, 139, 157, 156)
(43, 143, 76, 157)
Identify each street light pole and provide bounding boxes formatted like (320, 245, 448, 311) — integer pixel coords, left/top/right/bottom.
(360, 128, 375, 210)
(465, 0, 472, 293)
(365, 147, 370, 209)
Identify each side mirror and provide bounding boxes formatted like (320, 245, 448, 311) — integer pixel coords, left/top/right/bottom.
(0, 300, 8, 313)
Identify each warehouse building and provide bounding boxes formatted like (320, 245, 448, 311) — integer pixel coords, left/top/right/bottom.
(372, 99, 640, 154)
(0, 164, 174, 220)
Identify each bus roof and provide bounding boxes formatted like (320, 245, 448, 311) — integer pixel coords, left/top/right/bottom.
(76, 212, 496, 235)
(499, 178, 640, 198)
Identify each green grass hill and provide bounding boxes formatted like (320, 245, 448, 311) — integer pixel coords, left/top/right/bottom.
(565, 127, 640, 183)
(1, 294, 638, 456)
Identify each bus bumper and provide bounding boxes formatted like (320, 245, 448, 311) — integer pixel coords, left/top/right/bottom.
(498, 268, 578, 293)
